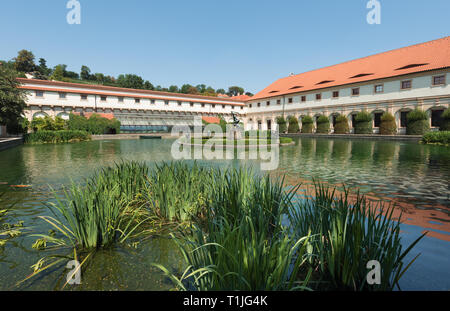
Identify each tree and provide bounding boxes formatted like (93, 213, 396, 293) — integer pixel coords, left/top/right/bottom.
(196, 84, 206, 93)
(203, 86, 216, 97)
(13, 50, 36, 73)
(227, 86, 245, 97)
(0, 66, 26, 132)
(216, 88, 226, 95)
(180, 84, 194, 94)
(37, 58, 51, 76)
(245, 92, 254, 97)
(80, 65, 92, 80)
(168, 85, 179, 93)
(50, 65, 64, 81)
(117, 74, 144, 89)
(144, 81, 154, 90)
(187, 86, 199, 94)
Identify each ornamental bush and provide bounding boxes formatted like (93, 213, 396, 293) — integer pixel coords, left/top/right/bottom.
(67, 113, 121, 134)
(379, 112, 397, 135)
(287, 116, 300, 133)
(422, 131, 450, 145)
(333, 115, 349, 134)
(276, 116, 287, 133)
(354, 111, 373, 134)
(441, 108, 450, 131)
(406, 109, 429, 135)
(24, 130, 91, 144)
(316, 115, 330, 134)
(301, 116, 314, 133)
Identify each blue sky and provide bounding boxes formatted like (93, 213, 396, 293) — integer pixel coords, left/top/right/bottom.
(1, 0, 449, 94)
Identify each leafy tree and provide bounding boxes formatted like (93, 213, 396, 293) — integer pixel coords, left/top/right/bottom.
(144, 81, 154, 90)
(227, 86, 244, 97)
(50, 65, 65, 81)
(245, 92, 254, 97)
(38, 58, 51, 76)
(180, 84, 194, 94)
(0, 66, 26, 131)
(80, 65, 92, 80)
(216, 88, 226, 95)
(13, 50, 36, 73)
(117, 74, 144, 89)
(168, 85, 179, 93)
(94, 73, 105, 83)
(187, 86, 199, 94)
(196, 84, 206, 93)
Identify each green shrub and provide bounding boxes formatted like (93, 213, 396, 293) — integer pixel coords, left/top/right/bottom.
(441, 108, 450, 131)
(67, 113, 121, 134)
(287, 116, 300, 133)
(379, 112, 397, 135)
(276, 116, 287, 133)
(406, 109, 430, 135)
(316, 115, 330, 134)
(422, 131, 450, 145)
(354, 111, 373, 134)
(333, 115, 349, 134)
(301, 116, 314, 133)
(24, 130, 91, 144)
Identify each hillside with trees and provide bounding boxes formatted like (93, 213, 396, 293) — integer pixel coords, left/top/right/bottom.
(1, 49, 254, 98)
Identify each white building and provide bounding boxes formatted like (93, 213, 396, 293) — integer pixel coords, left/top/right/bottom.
(244, 36, 450, 134)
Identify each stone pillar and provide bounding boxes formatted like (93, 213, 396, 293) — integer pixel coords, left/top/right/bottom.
(0, 125, 6, 137)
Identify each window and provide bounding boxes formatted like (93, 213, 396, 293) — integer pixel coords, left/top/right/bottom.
(332, 91, 339, 98)
(35, 90, 44, 97)
(400, 111, 409, 127)
(222, 105, 225, 109)
(433, 75, 446, 86)
(301, 96, 306, 102)
(257, 103, 261, 107)
(351, 114, 357, 128)
(240, 106, 244, 110)
(288, 98, 293, 104)
(80, 94, 88, 100)
(374, 112, 383, 128)
(100, 96, 107, 101)
(165, 100, 169, 105)
(374, 85, 384, 93)
(118, 96, 124, 102)
(190, 102, 194, 107)
(178, 101, 182, 106)
(212, 104, 216, 108)
(59, 92, 67, 99)
(401, 80, 412, 90)
(315, 94, 321, 100)
(277, 99, 281, 105)
(135, 98, 140, 103)
(266, 101, 270, 106)
(249, 104, 252, 108)
(431, 110, 444, 127)
(201, 103, 205, 108)
(151, 100, 155, 105)
(352, 88, 360, 96)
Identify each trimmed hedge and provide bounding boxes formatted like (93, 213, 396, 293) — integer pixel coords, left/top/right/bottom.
(422, 131, 450, 145)
(406, 109, 430, 135)
(316, 115, 330, 134)
(25, 130, 91, 144)
(354, 111, 373, 134)
(333, 115, 349, 134)
(67, 113, 121, 135)
(287, 116, 300, 133)
(301, 116, 314, 133)
(441, 108, 450, 131)
(379, 112, 397, 135)
(276, 116, 287, 133)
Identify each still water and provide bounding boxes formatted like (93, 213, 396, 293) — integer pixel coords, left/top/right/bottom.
(0, 138, 449, 290)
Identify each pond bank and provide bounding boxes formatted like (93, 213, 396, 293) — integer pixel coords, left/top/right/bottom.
(0, 137, 23, 152)
(281, 133, 422, 141)
(92, 133, 180, 140)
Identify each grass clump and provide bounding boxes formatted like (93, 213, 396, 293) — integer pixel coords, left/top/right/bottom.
(301, 116, 314, 133)
(333, 115, 349, 134)
(421, 131, 450, 145)
(316, 116, 330, 134)
(289, 183, 426, 291)
(379, 112, 397, 135)
(406, 109, 430, 135)
(354, 111, 373, 134)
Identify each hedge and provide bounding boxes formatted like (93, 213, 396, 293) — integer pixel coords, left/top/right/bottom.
(67, 113, 121, 134)
(316, 115, 330, 134)
(379, 112, 397, 135)
(441, 108, 450, 131)
(276, 116, 287, 133)
(421, 131, 450, 145)
(301, 116, 314, 133)
(354, 111, 373, 134)
(406, 109, 430, 135)
(287, 116, 300, 133)
(333, 115, 349, 134)
(24, 130, 92, 144)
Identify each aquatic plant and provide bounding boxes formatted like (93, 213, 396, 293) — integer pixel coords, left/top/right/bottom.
(421, 131, 450, 145)
(24, 130, 91, 144)
(288, 183, 426, 291)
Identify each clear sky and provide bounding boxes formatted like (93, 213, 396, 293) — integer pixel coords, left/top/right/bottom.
(1, 0, 449, 94)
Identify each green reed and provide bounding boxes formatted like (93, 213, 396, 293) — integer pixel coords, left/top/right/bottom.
(288, 182, 426, 291)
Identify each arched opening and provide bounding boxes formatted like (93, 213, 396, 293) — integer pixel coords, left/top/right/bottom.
(57, 112, 70, 120)
(372, 110, 385, 128)
(267, 119, 272, 131)
(33, 111, 49, 119)
(428, 107, 446, 128)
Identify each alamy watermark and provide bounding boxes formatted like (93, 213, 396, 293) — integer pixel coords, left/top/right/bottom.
(366, 260, 381, 285)
(367, 0, 381, 25)
(67, 0, 81, 25)
(66, 260, 82, 285)
(170, 117, 280, 171)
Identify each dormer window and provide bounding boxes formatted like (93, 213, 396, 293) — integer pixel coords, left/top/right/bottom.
(316, 80, 334, 85)
(395, 63, 428, 71)
(350, 73, 373, 79)
(289, 85, 303, 90)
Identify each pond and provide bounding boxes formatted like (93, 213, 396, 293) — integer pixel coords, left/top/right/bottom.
(0, 137, 449, 290)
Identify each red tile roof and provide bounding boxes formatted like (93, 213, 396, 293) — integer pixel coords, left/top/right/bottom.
(202, 116, 220, 124)
(73, 112, 115, 120)
(251, 36, 450, 101)
(231, 94, 252, 101)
